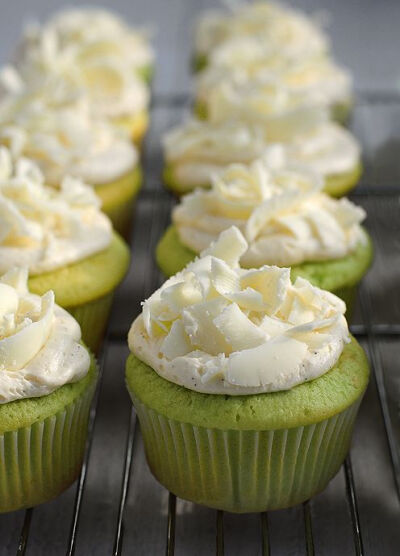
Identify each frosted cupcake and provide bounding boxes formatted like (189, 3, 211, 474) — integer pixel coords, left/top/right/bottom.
(14, 7, 153, 142)
(163, 112, 361, 197)
(195, 36, 352, 123)
(127, 227, 369, 512)
(194, 1, 329, 71)
(0, 268, 97, 512)
(0, 91, 141, 238)
(157, 158, 372, 313)
(0, 148, 130, 352)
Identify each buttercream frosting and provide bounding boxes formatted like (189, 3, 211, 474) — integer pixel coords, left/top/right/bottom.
(0, 268, 90, 403)
(195, 36, 352, 111)
(163, 117, 360, 189)
(173, 157, 366, 267)
(0, 93, 138, 186)
(195, 1, 329, 59)
(12, 7, 152, 119)
(129, 226, 350, 395)
(0, 147, 112, 275)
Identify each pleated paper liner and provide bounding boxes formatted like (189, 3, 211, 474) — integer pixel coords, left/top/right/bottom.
(0, 361, 97, 513)
(131, 392, 361, 513)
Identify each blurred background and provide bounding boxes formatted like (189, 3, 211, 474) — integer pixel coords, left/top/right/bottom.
(1, 0, 399, 96)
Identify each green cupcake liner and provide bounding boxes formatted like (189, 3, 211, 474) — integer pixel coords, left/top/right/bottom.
(0, 372, 96, 513)
(130, 391, 360, 513)
(67, 291, 114, 354)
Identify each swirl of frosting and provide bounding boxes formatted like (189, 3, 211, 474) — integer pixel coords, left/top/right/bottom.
(195, 2, 329, 58)
(163, 117, 360, 189)
(163, 119, 269, 190)
(205, 79, 330, 126)
(0, 268, 90, 403)
(0, 147, 112, 275)
(196, 37, 352, 111)
(129, 226, 350, 395)
(11, 8, 152, 119)
(0, 93, 138, 186)
(173, 157, 366, 267)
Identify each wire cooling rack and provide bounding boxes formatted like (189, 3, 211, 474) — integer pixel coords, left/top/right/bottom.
(2, 92, 400, 556)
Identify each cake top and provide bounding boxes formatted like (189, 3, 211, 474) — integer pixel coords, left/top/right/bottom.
(196, 36, 351, 110)
(0, 268, 90, 403)
(173, 156, 366, 267)
(0, 88, 137, 185)
(129, 226, 350, 395)
(11, 7, 152, 119)
(195, 1, 329, 59)
(0, 147, 112, 275)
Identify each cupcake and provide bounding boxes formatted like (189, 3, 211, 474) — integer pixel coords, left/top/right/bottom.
(127, 227, 369, 513)
(195, 36, 352, 123)
(0, 147, 130, 352)
(163, 112, 362, 198)
(0, 268, 98, 512)
(14, 7, 153, 143)
(0, 88, 141, 238)
(194, 1, 329, 71)
(157, 158, 372, 313)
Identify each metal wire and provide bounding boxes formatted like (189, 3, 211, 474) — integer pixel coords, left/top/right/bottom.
(16, 509, 33, 556)
(303, 502, 315, 555)
(344, 457, 364, 555)
(216, 511, 225, 556)
(166, 494, 177, 556)
(66, 337, 110, 556)
(359, 283, 400, 500)
(113, 410, 137, 556)
(260, 512, 270, 556)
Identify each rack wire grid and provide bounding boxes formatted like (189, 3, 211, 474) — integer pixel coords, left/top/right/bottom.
(0, 88, 397, 556)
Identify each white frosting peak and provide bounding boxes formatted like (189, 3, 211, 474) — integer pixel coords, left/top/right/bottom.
(129, 227, 350, 395)
(173, 157, 366, 267)
(0, 147, 112, 275)
(0, 268, 90, 403)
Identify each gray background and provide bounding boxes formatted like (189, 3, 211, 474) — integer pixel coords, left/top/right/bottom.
(1, 0, 399, 95)
(1, 2, 400, 555)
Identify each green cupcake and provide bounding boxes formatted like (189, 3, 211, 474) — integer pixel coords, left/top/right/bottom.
(157, 160, 372, 314)
(162, 117, 362, 198)
(193, 38, 353, 127)
(0, 149, 130, 352)
(0, 269, 98, 512)
(0, 90, 142, 239)
(127, 227, 369, 512)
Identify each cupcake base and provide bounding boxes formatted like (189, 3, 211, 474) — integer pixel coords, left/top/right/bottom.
(126, 339, 369, 513)
(67, 291, 114, 354)
(155, 225, 373, 318)
(96, 166, 142, 240)
(29, 232, 130, 353)
(194, 99, 353, 126)
(324, 161, 362, 198)
(163, 162, 362, 198)
(0, 354, 97, 513)
(113, 111, 149, 145)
